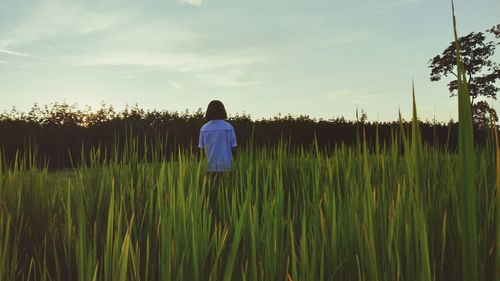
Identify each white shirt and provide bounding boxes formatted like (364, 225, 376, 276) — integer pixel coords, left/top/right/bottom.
(198, 120, 237, 172)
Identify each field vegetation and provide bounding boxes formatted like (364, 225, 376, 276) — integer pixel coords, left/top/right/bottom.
(0, 4, 499, 281)
(0, 113, 498, 281)
(0, 102, 492, 169)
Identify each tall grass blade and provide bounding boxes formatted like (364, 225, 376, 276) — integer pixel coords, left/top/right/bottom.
(494, 122, 500, 281)
(451, 1, 478, 280)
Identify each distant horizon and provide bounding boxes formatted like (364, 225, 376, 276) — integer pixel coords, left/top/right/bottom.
(0, 99, 482, 124)
(1, 0, 499, 122)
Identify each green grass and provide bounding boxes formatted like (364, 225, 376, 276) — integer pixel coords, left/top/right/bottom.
(0, 3, 498, 280)
(0, 126, 497, 280)
(495, 121, 500, 281)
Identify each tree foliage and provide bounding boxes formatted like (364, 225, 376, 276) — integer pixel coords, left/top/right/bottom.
(0, 102, 492, 169)
(429, 24, 499, 127)
(488, 23, 500, 38)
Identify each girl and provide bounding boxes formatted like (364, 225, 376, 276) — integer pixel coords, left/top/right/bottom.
(198, 100, 237, 174)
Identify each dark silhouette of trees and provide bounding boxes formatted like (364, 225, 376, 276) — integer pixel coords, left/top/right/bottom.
(488, 24, 500, 38)
(0, 102, 492, 169)
(428, 24, 500, 128)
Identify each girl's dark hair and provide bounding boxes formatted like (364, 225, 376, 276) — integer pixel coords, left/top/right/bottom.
(205, 100, 227, 120)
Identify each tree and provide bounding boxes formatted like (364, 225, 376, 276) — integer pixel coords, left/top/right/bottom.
(472, 100, 498, 127)
(429, 24, 499, 127)
(488, 23, 500, 38)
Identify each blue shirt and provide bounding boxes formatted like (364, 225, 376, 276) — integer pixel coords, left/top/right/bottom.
(198, 120, 237, 172)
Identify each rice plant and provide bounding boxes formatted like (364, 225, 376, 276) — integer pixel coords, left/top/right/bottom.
(0, 116, 497, 281)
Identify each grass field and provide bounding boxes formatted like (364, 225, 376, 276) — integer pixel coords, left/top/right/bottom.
(0, 124, 498, 280)
(0, 4, 499, 281)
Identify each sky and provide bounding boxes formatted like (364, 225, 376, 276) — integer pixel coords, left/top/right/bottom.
(0, 0, 499, 122)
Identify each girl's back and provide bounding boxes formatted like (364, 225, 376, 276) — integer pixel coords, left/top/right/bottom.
(199, 100, 237, 172)
(199, 120, 237, 171)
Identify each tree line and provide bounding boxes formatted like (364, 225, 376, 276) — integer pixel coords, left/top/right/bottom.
(0, 102, 493, 169)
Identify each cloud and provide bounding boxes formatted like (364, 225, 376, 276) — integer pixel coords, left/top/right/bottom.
(74, 49, 265, 87)
(168, 80, 183, 89)
(0, 48, 34, 57)
(101, 20, 202, 52)
(1, 0, 262, 87)
(0, 60, 7, 64)
(177, 0, 207, 7)
(1, 0, 134, 48)
(76, 51, 263, 69)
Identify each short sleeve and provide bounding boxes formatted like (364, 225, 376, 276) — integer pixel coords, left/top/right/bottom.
(198, 130, 205, 148)
(230, 127, 237, 147)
